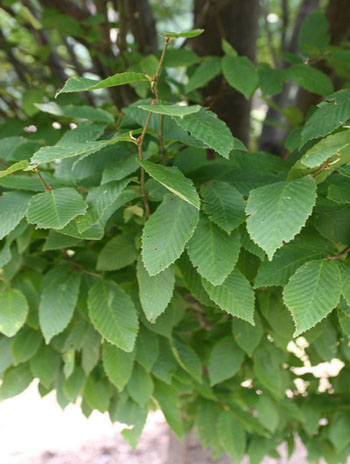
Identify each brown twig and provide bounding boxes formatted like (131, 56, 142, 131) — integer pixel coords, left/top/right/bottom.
(61, 249, 102, 278)
(34, 168, 52, 191)
(326, 247, 350, 260)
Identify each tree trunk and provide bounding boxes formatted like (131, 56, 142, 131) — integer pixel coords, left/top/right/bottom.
(168, 430, 233, 464)
(191, 0, 260, 147)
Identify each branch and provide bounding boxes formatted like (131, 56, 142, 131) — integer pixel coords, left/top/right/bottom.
(0, 28, 29, 85)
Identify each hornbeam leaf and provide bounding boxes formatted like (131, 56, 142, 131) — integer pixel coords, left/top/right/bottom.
(56, 72, 148, 97)
(187, 214, 241, 285)
(286, 64, 334, 96)
(88, 280, 139, 352)
(26, 187, 87, 229)
(137, 257, 175, 322)
(142, 194, 199, 276)
(246, 177, 316, 260)
(222, 55, 258, 100)
(140, 160, 200, 209)
(39, 273, 81, 343)
(202, 269, 255, 324)
(217, 411, 246, 462)
(0, 160, 28, 178)
(159, 29, 204, 39)
(172, 109, 240, 159)
(201, 181, 246, 234)
(283, 259, 341, 335)
(29, 132, 133, 167)
(0, 288, 28, 337)
(186, 57, 222, 93)
(0, 191, 32, 240)
(208, 336, 244, 385)
(138, 104, 201, 118)
(171, 338, 202, 383)
(102, 341, 135, 391)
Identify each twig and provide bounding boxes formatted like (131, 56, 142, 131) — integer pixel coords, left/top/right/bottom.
(137, 108, 153, 218)
(115, 110, 125, 130)
(326, 247, 350, 260)
(61, 249, 102, 278)
(34, 168, 52, 191)
(152, 36, 170, 165)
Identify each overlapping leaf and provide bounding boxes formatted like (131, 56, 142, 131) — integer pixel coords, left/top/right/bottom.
(142, 194, 199, 276)
(246, 177, 317, 260)
(187, 215, 241, 285)
(283, 259, 341, 335)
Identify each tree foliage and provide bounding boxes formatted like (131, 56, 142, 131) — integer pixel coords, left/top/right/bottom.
(1, 1, 350, 463)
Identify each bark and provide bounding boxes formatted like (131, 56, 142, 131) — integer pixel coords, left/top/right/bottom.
(126, 0, 158, 55)
(168, 430, 232, 464)
(258, 0, 320, 156)
(191, 0, 260, 147)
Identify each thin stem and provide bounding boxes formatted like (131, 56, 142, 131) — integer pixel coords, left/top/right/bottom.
(137, 109, 153, 217)
(152, 36, 170, 165)
(61, 249, 102, 278)
(34, 168, 52, 191)
(115, 110, 124, 131)
(326, 247, 350, 260)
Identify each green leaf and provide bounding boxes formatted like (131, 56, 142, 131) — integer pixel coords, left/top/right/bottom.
(298, 11, 330, 57)
(0, 192, 32, 240)
(0, 288, 28, 337)
(83, 374, 110, 413)
(187, 215, 241, 285)
(0, 160, 29, 178)
(201, 181, 245, 234)
(88, 280, 139, 352)
(301, 94, 350, 144)
(142, 194, 199, 276)
(232, 315, 263, 356)
(30, 345, 61, 389)
(39, 273, 81, 343)
(328, 181, 350, 204)
(135, 326, 159, 372)
(283, 259, 342, 335)
(253, 341, 283, 398)
(177, 252, 214, 306)
(153, 378, 183, 437)
(217, 411, 246, 462)
(138, 104, 201, 118)
(202, 269, 255, 324)
(172, 109, 238, 159)
(29, 132, 133, 167)
(258, 63, 284, 96)
(137, 257, 175, 322)
(43, 231, 81, 251)
(26, 187, 87, 230)
(208, 336, 244, 385)
(328, 412, 350, 453)
(0, 363, 33, 400)
(159, 29, 204, 39)
(222, 55, 258, 99)
(172, 338, 202, 383)
(255, 231, 332, 288)
(140, 160, 200, 209)
(56, 72, 148, 97)
(186, 57, 222, 93)
(128, 364, 154, 407)
(102, 340, 135, 391)
(341, 264, 350, 306)
(11, 327, 42, 365)
(36, 102, 114, 123)
(246, 177, 317, 260)
(96, 234, 138, 271)
(256, 395, 279, 433)
(286, 64, 334, 95)
(301, 130, 350, 169)
(63, 366, 86, 402)
(81, 328, 101, 376)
